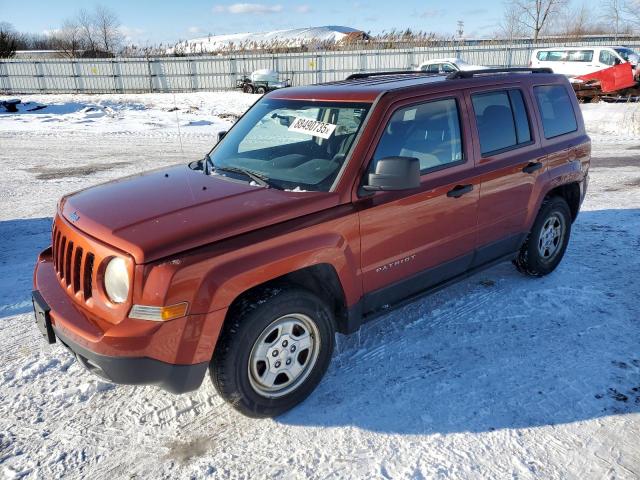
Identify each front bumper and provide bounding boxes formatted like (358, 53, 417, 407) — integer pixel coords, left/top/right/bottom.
(33, 247, 226, 394)
(55, 326, 208, 394)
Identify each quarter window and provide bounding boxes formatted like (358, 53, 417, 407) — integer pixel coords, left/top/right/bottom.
(471, 90, 532, 156)
(533, 85, 578, 138)
(372, 98, 464, 173)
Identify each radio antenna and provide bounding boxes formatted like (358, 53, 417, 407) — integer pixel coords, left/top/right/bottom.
(173, 91, 184, 153)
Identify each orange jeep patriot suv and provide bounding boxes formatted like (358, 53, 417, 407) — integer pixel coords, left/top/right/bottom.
(33, 68, 590, 417)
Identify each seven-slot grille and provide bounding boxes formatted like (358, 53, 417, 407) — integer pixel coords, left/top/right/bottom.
(52, 223, 95, 301)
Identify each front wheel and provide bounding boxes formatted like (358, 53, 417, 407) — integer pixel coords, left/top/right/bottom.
(210, 288, 335, 417)
(513, 196, 572, 276)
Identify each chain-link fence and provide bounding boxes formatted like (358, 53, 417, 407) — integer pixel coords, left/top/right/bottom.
(2, 39, 640, 94)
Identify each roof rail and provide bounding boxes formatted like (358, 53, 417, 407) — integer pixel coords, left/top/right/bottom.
(447, 67, 553, 79)
(345, 70, 436, 80)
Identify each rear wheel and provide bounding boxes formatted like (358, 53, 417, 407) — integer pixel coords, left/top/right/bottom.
(256, 86, 267, 94)
(513, 196, 572, 276)
(210, 287, 335, 417)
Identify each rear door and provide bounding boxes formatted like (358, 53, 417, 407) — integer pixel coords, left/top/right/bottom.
(355, 93, 480, 310)
(467, 85, 546, 264)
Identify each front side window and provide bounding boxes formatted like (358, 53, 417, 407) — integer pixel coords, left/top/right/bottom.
(421, 64, 439, 73)
(471, 90, 532, 156)
(210, 99, 370, 191)
(533, 85, 578, 139)
(372, 98, 464, 173)
(599, 49, 618, 66)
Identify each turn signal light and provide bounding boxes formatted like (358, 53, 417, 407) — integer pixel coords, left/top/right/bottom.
(129, 302, 189, 321)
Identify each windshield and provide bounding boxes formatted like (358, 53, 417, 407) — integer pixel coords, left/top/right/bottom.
(614, 48, 638, 62)
(209, 99, 370, 191)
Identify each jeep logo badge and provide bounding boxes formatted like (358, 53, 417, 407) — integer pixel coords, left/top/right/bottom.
(69, 211, 80, 222)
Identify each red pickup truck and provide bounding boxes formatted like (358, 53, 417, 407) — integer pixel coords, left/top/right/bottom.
(33, 68, 590, 417)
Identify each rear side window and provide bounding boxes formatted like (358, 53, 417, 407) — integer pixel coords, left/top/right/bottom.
(471, 90, 532, 156)
(372, 98, 464, 173)
(567, 50, 594, 62)
(533, 85, 578, 138)
(537, 50, 566, 62)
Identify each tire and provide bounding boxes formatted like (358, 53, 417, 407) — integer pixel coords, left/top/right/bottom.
(210, 287, 335, 417)
(242, 84, 254, 94)
(513, 196, 572, 276)
(256, 86, 267, 94)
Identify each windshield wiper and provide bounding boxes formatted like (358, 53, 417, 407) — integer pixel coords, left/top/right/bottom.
(203, 154, 275, 189)
(215, 165, 272, 188)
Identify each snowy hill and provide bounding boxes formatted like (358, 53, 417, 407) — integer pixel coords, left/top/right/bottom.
(167, 26, 365, 54)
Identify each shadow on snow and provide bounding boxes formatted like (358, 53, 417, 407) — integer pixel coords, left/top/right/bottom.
(1, 209, 639, 434)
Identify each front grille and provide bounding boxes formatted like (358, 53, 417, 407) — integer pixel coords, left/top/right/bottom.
(83, 253, 94, 300)
(52, 231, 96, 302)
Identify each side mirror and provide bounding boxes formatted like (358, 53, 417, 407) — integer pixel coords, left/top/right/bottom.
(217, 131, 227, 143)
(614, 57, 622, 65)
(362, 156, 420, 191)
(271, 113, 292, 126)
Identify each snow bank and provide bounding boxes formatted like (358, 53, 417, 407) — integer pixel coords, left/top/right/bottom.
(0, 92, 257, 136)
(0, 94, 639, 478)
(581, 102, 640, 137)
(168, 26, 363, 54)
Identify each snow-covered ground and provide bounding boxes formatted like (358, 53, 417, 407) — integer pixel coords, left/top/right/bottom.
(0, 95, 639, 479)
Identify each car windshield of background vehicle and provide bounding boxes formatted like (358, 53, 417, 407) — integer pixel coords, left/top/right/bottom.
(209, 99, 370, 192)
(614, 48, 638, 62)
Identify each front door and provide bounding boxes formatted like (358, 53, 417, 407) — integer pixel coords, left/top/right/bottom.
(356, 94, 479, 312)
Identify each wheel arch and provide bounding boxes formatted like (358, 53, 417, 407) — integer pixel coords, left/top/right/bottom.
(223, 263, 351, 334)
(543, 182, 581, 221)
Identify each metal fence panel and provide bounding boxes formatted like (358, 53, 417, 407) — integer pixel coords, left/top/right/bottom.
(2, 39, 640, 94)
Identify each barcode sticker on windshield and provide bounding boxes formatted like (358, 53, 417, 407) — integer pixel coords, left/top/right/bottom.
(288, 117, 337, 139)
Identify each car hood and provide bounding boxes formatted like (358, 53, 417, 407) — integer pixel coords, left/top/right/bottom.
(60, 164, 338, 263)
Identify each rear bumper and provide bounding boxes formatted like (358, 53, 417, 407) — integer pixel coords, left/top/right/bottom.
(34, 247, 226, 394)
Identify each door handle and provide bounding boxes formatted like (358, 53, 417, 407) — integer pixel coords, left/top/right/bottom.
(447, 184, 474, 198)
(522, 161, 543, 174)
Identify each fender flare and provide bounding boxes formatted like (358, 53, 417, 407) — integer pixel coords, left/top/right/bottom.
(191, 232, 361, 314)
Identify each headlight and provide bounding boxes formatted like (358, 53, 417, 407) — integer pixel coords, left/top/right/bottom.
(104, 257, 129, 303)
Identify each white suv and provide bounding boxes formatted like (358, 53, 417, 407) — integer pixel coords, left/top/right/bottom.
(530, 46, 639, 79)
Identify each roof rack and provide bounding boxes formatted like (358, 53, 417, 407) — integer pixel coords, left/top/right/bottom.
(446, 67, 553, 79)
(345, 70, 436, 80)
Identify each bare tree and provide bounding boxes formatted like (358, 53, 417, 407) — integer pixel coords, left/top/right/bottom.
(605, 0, 627, 40)
(497, 4, 527, 39)
(506, 0, 567, 42)
(77, 8, 98, 52)
(94, 5, 123, 53)
(624, 0, 640, 28)
(52, 20, 84, 58)
(555, 3, 590, 37)
(0, 22, 18, 58)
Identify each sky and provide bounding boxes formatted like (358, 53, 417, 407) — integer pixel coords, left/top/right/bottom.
(1, 0, 509, 45)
